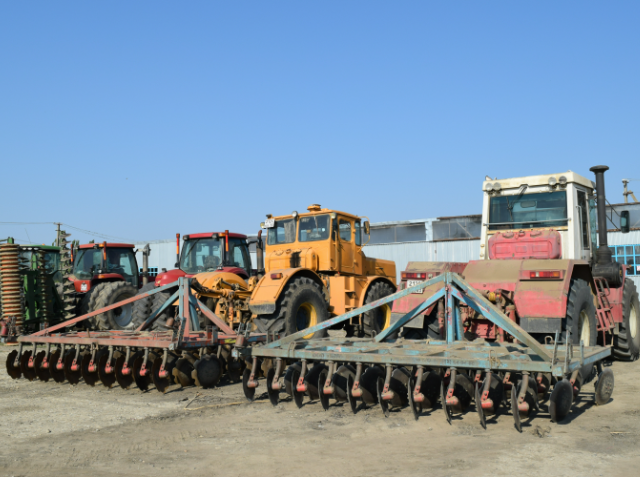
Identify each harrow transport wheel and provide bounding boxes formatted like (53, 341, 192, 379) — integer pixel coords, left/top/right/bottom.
(50, 350, 68, 383)
(266, 367, 280, 406)
(99, 349, 123, 388)
(34, 351, 50, 382)
(133, 351, 159, 391)
(565, 278, 597, 380)
(242, 368, 256, 401)
(131, 282, 157, 330)
(64, 350, 88, 385)
(6, 350, 22, 379)
(93, 282, 138, 331)
(150, 287, 179, 330)
(254, 277, 329, 339)
(115, 351, 140, 390)
(614, 279, 640, 361)
(19, 350, 36, 381)
(549, 379, 573, 423)
(318, 368, 331, 411)
(362, 281, 396, 338)
(594, 368, 614, 406)
(152, 352, 178, 393)
(195, 354, 223, 388)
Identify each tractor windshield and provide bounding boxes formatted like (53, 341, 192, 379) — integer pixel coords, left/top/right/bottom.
(488, 190, 568, 231)
(74, 248, 138, 286)
(267, 219, 297, 245)
(298, 215, 330, 242)
(180, 237, 250, 274)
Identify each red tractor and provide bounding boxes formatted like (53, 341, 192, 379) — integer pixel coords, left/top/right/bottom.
(67, 242, 142, 330)
(391, 166, 639, 377)
(131, 231, 258, 330)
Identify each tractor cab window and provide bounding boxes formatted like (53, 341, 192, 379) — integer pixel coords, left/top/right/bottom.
(488, 191, 568, 230)
(181, 238, 223, 273)
(298, 215, 330, 242)
(355, 220, 362, 246)
(268, 219, 297, 245)
(229, 238, 251, 272)
(74, 248, 138, 286)
(339, 219, 352, 241)
(577, 190, 590, 249)
(74, 249, 102, 279)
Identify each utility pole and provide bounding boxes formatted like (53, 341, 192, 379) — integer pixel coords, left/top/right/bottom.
(623, 180, 639, 204)
(54, 223, 62, 247)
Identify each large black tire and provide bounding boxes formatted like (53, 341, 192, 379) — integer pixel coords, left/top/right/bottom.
(565, 278, 597, 381)
(93, 281, 138, 331)
(362, 281, 396, 338)
(131, 282, 157, 330)
(254, 277, 328, 338)
(614, 279, 640, 361)
(150, 286, 178, 330)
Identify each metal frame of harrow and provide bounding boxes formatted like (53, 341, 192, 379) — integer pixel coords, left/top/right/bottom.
(10, 277, 265, 389)
(237, 272, 614, 430)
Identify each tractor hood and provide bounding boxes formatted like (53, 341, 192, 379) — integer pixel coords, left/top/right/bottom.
(362, 256, 396, 281)
(265, 247, 320, 272)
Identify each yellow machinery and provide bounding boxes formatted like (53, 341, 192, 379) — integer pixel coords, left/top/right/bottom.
(193, 205, 396, 339)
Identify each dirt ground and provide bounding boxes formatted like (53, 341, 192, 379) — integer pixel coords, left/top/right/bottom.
(1, 346, 639, 477)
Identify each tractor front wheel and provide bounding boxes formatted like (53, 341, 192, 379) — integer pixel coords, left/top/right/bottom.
(565, 278, 597, 381)
(254, 277, 328, 339)
(131, 282, 157, 330)
(93, 282, 138, 331)
(362, 281, 396, 338)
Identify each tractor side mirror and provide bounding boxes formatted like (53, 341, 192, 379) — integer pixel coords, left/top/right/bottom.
(621, 211, 630, 233)
(364, 221, 370, 235)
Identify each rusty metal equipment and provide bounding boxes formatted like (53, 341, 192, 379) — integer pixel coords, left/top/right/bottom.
(236, 273, 614, 432)
(1, 239, 23, 337)
(5, 277, 266, 392)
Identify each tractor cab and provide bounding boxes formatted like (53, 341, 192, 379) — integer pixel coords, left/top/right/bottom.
(73, 243, 139, 291)
(480, 171, 597, 263)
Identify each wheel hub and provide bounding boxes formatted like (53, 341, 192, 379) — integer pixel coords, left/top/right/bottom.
(629, 302, 638, 339)
(579, 309, 591, 345)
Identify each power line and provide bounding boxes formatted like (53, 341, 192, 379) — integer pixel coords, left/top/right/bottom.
(0, 221, 137, 242)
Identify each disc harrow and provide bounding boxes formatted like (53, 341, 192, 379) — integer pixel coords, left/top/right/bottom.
(6, 277, 266, 393)
(235, 272, 614, 432)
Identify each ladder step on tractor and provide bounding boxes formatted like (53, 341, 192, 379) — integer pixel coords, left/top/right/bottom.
(235, 272, 615, 432)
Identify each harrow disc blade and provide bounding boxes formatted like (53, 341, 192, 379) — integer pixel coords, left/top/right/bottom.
(152, 353, 178, 394)
(173, 357, 195, 387)
(475, 382, 486, 429)
(376, 376, 390, 418)
(333, 365, 355, 403)
(441, 379, 452, 425)
(549, 379, 573, 423)
(595, 368, 614, 406)
(115, 352, 139, 390)
(536, 372, 552, 403)
(242, 368, 256, 402)
(511, 380, 522, 433)
(19, 350, 37, 381)
(98, 350, 122, 388)
(407, 374, 422, 421)
(420, 370, 442, 409)
(292, 368, 305, 408)
(389, 367, 410, 408)
(266, 367, 280, 406)
(318, 368, 330, 411)
(227, 358, 244, 384)
(133, 351, 158, 392)
(6, 350, 22, 379)
(82, 348, 108, 387)
(283, 362, 302, 398)
(194, 354, 223, 389)
(347, 374, 359, 414)
(360, 366, 384, 406)
(49, 351, 67, 383)
(34, 351, 50, 382)
(304, 363, 327, 401)
(64, 351, 88, 385)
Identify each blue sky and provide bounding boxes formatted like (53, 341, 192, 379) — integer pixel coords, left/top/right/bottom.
(1, 2, 638, 245)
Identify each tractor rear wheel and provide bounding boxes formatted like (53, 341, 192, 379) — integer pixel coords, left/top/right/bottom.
(614, 279, 640, 361)
(565, 278, 597, 381)
(254, 277, 328, 338)
(150, 286, 178, 330)
(131, 282, 156, 330)
(362, 281, 396, 338)
(93, 282, 138, 331)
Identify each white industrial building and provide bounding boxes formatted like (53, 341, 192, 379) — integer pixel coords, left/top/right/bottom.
(134, 202, 640, 287)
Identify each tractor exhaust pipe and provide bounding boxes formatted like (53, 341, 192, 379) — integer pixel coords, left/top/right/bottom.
(589, 165, 623, 287)
(256, 230, 265, 278)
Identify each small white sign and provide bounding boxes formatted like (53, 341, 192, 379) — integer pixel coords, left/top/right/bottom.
(264, 218, 275, 228)
(406, 280, 424, 294)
